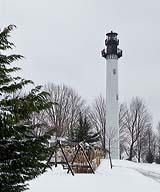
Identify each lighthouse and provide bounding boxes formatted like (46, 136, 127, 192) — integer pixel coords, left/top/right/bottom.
(102, 31, 122, 159)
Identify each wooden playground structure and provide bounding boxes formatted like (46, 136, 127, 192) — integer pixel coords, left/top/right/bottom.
(45, 140, 104, 176)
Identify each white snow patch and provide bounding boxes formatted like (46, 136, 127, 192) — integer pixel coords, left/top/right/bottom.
(27, 160, 160, 192)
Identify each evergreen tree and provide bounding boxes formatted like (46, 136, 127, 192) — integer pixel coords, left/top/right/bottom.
(69, 113, 99, 143)
(0, 25, 53, 191)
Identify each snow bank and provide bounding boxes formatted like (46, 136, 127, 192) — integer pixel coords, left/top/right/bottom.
(27, 160, 160, 192)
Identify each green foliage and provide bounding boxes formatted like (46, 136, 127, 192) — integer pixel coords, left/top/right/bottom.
(69, 113, 100, 144)
(0, 25, 53, 191)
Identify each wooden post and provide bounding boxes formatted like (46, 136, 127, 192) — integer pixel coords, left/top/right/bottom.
(55, 149, 57, 167)
(109, 139, 113, 169)
(58, 141, 74, 176)
(43, 146, 56, 172)
(79, 144, 95, 174)
(67, 144, 80, 174)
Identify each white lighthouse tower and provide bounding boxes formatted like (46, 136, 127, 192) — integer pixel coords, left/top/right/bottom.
(102, 31, 122, 159)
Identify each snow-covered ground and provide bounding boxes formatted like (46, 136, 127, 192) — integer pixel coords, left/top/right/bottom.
(27, 160, 160, 192)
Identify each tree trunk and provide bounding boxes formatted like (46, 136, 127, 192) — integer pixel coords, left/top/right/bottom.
(128, 143, 134, 161)
(137, 154, 141, 163)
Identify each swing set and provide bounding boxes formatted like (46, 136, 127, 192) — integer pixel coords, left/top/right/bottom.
(45, 140, 95, 176)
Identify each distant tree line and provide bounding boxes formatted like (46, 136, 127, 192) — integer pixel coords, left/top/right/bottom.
(37, 84, 160, 164)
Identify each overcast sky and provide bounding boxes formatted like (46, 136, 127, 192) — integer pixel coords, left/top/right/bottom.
(1, 0, 160, 126)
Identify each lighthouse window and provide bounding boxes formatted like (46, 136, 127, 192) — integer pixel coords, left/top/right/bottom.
(116, 94, 119, 101)
(113, 68, 116, 75)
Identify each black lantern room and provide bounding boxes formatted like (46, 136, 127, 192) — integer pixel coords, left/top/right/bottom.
(102, 31, 122, 59)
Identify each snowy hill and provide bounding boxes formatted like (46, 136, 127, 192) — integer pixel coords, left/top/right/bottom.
(27, 160, 160, 192)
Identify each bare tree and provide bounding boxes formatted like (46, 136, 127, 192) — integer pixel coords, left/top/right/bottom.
(30, 111, 52, 137)
(106, 126, 119, 159)
(119, 103, 129, 159)
(135, 129, 148, 162)
(120, 97, 152, 161)
(155, 122, 160, 163)
(89, 95, 106, 150)
(44, 83, 86, 138)
(145, 127, 156, 163)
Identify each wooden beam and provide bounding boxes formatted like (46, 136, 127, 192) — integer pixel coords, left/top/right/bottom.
(67, 144, 80, 174)
(58, 140, 74, 176)
(79, 143, 95, 174)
